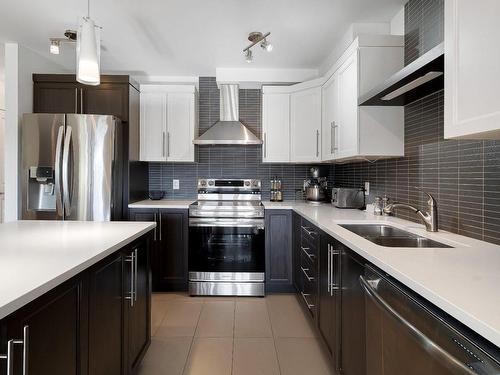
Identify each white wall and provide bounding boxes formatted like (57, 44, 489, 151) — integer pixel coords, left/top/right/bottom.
(390, 7, 405, 36)
(4, 43, 68, 221)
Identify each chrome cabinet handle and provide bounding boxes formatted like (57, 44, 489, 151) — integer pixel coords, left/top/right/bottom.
(301, 226, 316, 237)
(301, 267, 314, 282)
(62, 126, 73, 217)
(74, 88, 78, 113)
(153, 212, 157, 241)
(359, 276, 475, 375)
(80, 89, 83, 114)
(327, 244, 331, 293)
(301, 292, 314, 309)
(331, 249, 341, 294)
(158, 212, 162, 241)
(125, 252, 135, 307)
(331, 121, 338, 154)
(1, 325, 29, 375)
(263, 132, 267, 159)
(316, 129, 319, 157)
(167, 132, 170, 157)
(134, 248, 138, 302)
(54, 126, 65, 217)
(162, 132, 166, 158)
(301, 246, 315, 261)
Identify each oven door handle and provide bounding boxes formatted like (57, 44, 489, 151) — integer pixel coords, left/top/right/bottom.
(189, 218, 265, 229)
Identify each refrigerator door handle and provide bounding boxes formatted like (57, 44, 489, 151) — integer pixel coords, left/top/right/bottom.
(54, 126, 65, 217)
(62, 126, 73, 217)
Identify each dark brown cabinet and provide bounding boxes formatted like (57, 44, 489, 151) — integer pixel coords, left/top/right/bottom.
(297, 217, 319, 320)
(88, 253, 124, 375)
(129, 208, 188, 292)
(265, 210, 293, 292)
(318, 233, 341, 371)
(0, 277, 87, 375)
(0, 233, 152, 375)
(292, 212, 302, 292)
(340, 249, 366, 375)
(124, 240, 151, 374)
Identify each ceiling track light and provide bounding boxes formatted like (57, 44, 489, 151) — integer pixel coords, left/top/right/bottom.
(242, 31, 272, 63)
(49, 30, 77, 55)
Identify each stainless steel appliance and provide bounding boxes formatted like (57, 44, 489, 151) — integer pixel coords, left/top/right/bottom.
(304, 167, 328, 203)
(331, 187, 365, 209)
(188, 179, 265, 296)
(21, 113, 123, 221)
(361, 266, 500, 374)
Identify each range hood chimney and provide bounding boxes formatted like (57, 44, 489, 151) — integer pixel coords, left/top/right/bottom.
(193, 84, 262, 145)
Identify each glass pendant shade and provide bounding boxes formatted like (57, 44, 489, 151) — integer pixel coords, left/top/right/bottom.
(77, 17, 100, 86)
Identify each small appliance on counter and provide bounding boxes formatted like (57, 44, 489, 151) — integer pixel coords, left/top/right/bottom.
(331, 187, 366, 209)
(303, 166, 328, 204)
(270, 176, 283, 202)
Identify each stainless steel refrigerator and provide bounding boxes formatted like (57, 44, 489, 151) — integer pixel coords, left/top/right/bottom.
(21, 113, 123, 221)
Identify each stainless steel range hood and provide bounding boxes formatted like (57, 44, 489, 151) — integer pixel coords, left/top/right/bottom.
(193, 84, 262, 145)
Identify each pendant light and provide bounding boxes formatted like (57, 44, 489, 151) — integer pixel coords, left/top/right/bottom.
(77, 0, 101, 85)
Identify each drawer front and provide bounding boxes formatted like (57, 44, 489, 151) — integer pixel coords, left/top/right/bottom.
(300, 251, 317, 285)
(300, 240, 318, 268)
(301, 219, 320, 244)
(300, 273, 317, 318)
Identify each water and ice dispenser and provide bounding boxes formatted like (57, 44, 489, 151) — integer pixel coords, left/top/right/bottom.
(27, 166, 56, 211)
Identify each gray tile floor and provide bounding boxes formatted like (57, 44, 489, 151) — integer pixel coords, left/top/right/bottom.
(138, 293, 332, 375)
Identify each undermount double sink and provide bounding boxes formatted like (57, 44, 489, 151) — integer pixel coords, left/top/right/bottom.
(339, 224, 452, 248)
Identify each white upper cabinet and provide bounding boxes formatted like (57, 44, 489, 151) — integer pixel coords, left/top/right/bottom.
(262, 92, 290, 163)
(290, 86, 322, 163)
(444, 0, 500, 139)
(166, 92, 196, 161)
(140, 85, 197, 162)
(140, 91, 167, 162)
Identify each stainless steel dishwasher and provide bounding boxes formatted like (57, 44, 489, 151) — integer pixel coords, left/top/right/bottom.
(360, 266, 500, 375)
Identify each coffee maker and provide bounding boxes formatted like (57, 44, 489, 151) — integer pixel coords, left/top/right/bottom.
(303, 167, 329, 204)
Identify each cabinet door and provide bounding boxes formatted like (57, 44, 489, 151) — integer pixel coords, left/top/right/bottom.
(0, 279, 86, 375)
(166, 92, 195, 162)
(33, 82, 79, 114)
(318, 234, 334, 356)
(322, 72, 339, 161)
(88, 254, 124, 375)
(125, 238, 151, 374)
(337, 51, 359, 159)
(341, 249, 366, 375)
(81, 83, 129, 122)
(265, 210, 293, 292)
(140, 92, 167, 161)
(129, 209, 159, 244)
(158, 209, 188, 291)
(262, 93, 290, 162)
(290, 87, 322, 162)
(444, 0, 500, 139)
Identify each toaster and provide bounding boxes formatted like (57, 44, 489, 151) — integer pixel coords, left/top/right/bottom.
(331, 188, 365, 209)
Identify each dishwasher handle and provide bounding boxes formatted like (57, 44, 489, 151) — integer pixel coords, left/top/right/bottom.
(359, 275, 476, 375)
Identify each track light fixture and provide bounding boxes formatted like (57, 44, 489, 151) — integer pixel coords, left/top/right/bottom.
(49, 30, 77, 55)
(243, 31, 272, 63)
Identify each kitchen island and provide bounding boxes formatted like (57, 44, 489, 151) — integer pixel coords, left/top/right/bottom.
(0, 220, 155, 375)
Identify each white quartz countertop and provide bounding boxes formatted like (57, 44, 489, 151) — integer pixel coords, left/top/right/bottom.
(264, 201, 500, 348)
(0, 220, 156, 320)
(128, 199, 194, 209)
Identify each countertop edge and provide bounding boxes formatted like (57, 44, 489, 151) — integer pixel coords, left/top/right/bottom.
(0, 223, 156, 320)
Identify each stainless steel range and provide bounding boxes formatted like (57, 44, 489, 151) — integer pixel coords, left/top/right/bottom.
(188, 179, 265, 296)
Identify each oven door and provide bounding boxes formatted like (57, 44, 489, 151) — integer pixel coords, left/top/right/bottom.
(188, 218, 265, 276)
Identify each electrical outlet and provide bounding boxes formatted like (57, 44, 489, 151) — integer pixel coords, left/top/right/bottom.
(173, 179, 180, 190)
(364, 181, 370, 196)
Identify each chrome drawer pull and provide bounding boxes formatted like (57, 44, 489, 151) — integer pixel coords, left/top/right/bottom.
(301, 292, 315, 309)
(301, 226, 316, 236)
(1, 325, 29, 375)
(301, 246, 315, 260)
(301, 267, 314, 282)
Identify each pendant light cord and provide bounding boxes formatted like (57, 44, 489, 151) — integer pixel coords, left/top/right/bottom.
(87, 0, 90, 18)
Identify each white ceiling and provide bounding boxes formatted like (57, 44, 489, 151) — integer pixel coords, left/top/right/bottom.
(0, 0, 405, 77)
